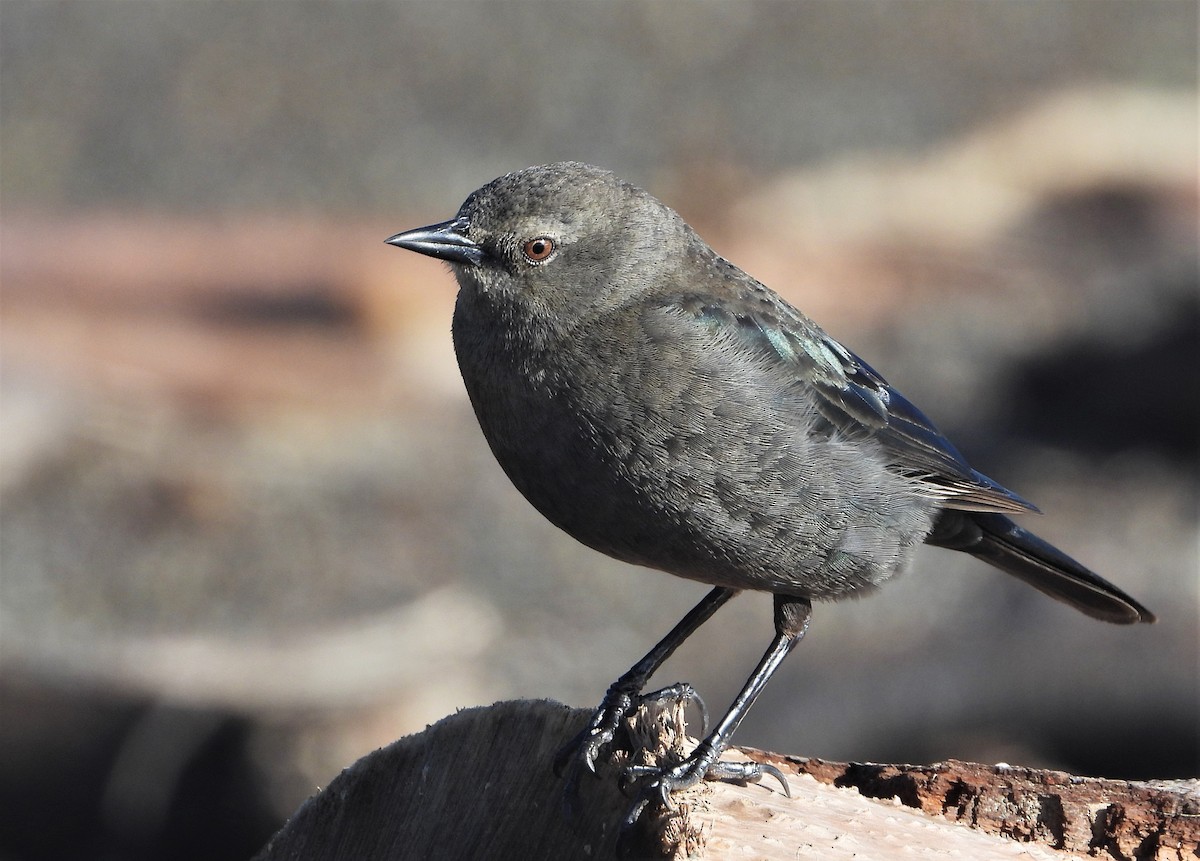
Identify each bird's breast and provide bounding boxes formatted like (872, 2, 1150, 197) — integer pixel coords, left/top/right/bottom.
(449, 296, 937, 599)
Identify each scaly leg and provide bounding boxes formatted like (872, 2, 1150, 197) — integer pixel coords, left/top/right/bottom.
(620, 594, 812, 833)
(555, 587, 738, 809)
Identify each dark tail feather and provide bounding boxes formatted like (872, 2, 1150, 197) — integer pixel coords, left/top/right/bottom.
(927, 511, 1156, 624)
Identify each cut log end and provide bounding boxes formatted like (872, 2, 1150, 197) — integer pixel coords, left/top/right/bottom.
(253, 699, 1200, 861)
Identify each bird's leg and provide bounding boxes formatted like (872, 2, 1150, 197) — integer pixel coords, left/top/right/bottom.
(555, 587, 738, 808)
(620, 594, 812, 833)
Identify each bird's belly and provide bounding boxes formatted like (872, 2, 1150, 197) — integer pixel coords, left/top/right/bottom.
(458, 354, 937, 601)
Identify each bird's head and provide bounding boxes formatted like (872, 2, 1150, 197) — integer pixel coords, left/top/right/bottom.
(387, 162, 692, 336)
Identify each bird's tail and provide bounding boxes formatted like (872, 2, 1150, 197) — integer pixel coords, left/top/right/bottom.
(927, 511, 1155, 624)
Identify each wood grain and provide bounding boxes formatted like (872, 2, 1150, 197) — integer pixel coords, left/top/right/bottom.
(253, 699, 1199, 860)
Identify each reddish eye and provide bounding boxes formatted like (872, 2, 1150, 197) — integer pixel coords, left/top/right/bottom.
(522, 236, 556, 263)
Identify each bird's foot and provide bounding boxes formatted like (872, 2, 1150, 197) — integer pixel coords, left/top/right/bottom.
(555, 681, 706, 817)
(617, 741, 791, 852)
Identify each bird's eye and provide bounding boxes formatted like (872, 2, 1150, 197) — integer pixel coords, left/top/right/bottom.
(521, 236, 556, 263)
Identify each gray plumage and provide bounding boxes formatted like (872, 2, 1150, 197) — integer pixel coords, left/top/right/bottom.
(386, 162, 1155, 832)
(390, 162, 1153, 622)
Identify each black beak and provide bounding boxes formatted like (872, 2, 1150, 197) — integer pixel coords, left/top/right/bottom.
(385, 216, 483, 266)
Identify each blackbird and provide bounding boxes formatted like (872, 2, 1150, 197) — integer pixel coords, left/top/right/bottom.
(386, 161, 1154, 828)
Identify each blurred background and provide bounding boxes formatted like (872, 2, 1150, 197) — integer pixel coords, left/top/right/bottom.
(1, 2, 1197, 859)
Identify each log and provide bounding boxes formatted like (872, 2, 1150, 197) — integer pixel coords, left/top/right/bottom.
(253, 699, 1199, 861)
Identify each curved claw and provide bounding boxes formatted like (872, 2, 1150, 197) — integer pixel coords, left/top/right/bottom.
(615, 764, 692, 856)
(693, 692, 710, 736)
(553, 728, 593, 777)
(557, 681, 706, 786)
(622, 794, 652, 831)
(760, 762, 791, 797)
(557, 725, 621, 819)
(706, 759, 792, 797)
(639, 682, 709, 736)
(615, 795, 656, 859)
(558, 681, 718, 828)
(554, 690, 635, 778)
(617, 752, 793, 845)
(555, 689, 640, 819)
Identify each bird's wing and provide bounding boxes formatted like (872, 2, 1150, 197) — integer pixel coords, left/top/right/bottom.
(680, 296, 1037, 514)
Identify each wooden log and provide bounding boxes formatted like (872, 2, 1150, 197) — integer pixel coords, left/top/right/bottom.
(780, 755, 1200, 859)
(253, 699, 1199, 861)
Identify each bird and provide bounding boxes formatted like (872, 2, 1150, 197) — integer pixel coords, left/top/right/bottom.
(385, 161, 1155, 828)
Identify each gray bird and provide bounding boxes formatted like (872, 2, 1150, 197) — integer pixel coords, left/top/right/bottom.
(386, 161, 1154, 824)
